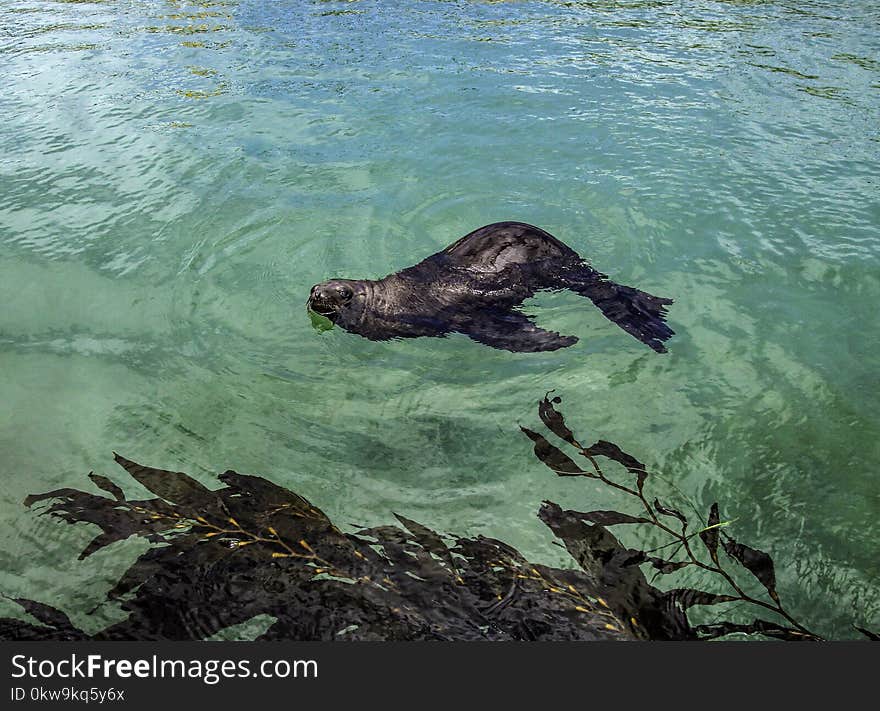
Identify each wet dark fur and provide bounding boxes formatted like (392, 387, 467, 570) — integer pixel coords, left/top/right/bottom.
(308, 221, 674, 353)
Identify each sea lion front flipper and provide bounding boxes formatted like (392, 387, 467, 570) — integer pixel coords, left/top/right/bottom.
(457, 309, 578, 353)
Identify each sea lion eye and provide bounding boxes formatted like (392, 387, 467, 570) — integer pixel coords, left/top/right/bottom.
(338, 285, 353, 300)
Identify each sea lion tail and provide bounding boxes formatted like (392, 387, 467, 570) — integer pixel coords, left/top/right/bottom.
(569, 278, 675, 353)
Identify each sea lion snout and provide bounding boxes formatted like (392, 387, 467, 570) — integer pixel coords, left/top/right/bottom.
(307, 280, 356, 318)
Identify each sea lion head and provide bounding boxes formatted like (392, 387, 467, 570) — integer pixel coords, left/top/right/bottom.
(307, 279, 367, 325)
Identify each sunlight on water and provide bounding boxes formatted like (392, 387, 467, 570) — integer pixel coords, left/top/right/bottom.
(0, 0, 878, 637)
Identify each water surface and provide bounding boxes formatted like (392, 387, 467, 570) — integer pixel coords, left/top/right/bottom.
(1, 0, 878, 638)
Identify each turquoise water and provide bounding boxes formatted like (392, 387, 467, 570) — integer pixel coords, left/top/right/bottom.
(1, 0, 878, 639)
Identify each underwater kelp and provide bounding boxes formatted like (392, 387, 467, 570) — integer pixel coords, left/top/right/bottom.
(524, 393, 827, 641)
(1, 395, 875, 641)
(1, 456, 688, 641)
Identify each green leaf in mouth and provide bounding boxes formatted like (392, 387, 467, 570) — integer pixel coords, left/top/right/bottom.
(308, 309, 335, 332)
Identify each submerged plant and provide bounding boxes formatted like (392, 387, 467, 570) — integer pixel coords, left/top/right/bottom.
(1, 453, 692, 641)
(522, 392, 849, 641)
(0, 393, 875, 641)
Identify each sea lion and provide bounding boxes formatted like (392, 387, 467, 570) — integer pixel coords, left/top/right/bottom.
(307, 221, 674, 353)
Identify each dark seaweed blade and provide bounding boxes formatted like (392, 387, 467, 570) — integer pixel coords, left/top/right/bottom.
(538, 393, 579, 447)
(24, 487, 176, 560)
(89, 473, 125, 501)
(11, 598, 77, 633)
(583, 440, 648, 491)
(654, 498, 688, 528)
(356, 524, 414, 545)
(647, 557, 691, 574)
(0, 599, 86, 641)
(520, 427, 593, 477)
(721, 533, 779, 603)
(393, 513, 456, 571)
(855, 626, 880, 641)
(582, 440, 646, 474)
(218, 470, 316, 514)
(24, 487, 95, 509)
(618, 549, 688, 573)
(667, 589, 737, 610)
(576, 510, 652, 526)
(619, 550, 647, 567)
(113, 452, 217, 514)
(694, 620, 822, 641)
(699, 503, 720, 564)
(0, 619, 85, 641)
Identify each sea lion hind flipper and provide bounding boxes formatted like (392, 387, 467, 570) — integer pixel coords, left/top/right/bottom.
(458, 309, 578, 353)
(569, 278, 675, 353)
